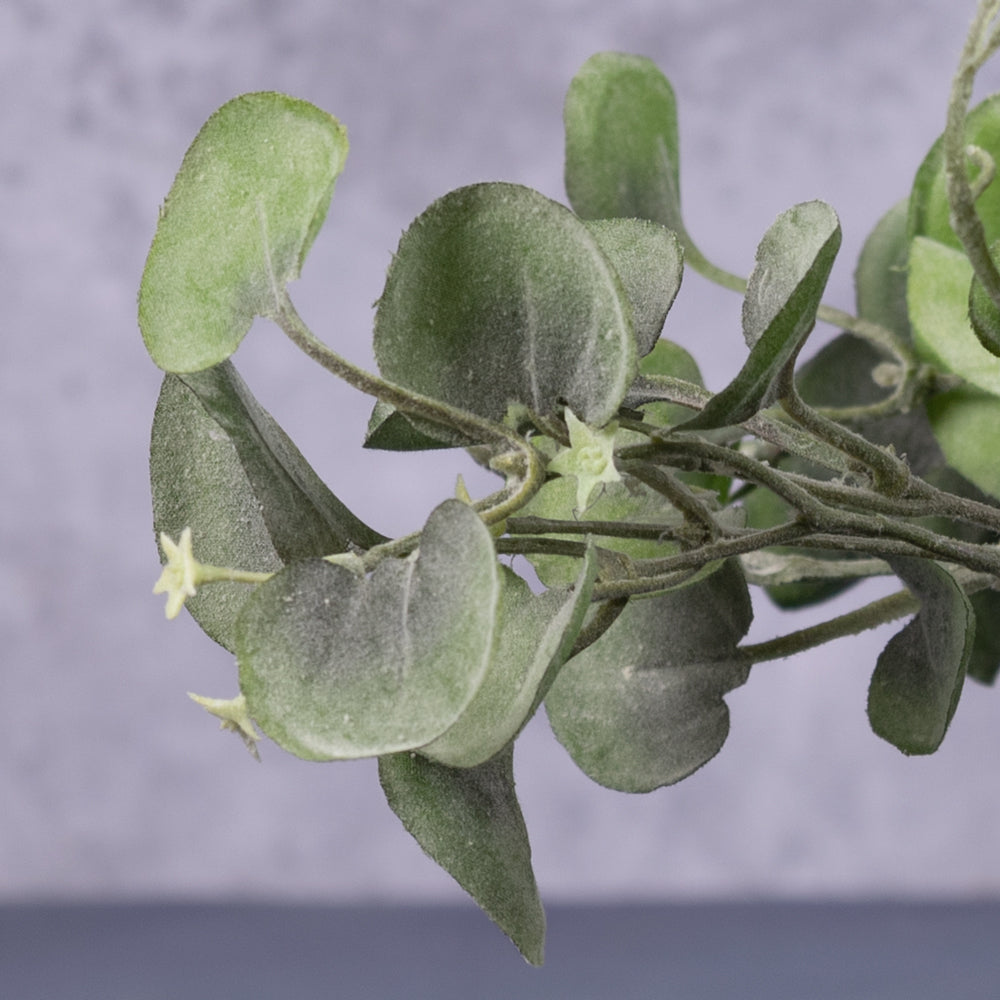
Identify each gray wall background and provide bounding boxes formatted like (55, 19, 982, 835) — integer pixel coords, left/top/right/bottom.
(4, 0, 1000, 903)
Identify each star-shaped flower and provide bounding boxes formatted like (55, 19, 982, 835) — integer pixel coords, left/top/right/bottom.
(153, 527, 199, 619)
(547, 409, 621, 512)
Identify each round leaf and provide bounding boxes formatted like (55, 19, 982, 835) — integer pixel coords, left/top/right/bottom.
(545, 560, 752, 792)
(139, 93, 348, 373)
(373, 182, 636, 427)
(867, 557, 973, 756)
(564, 52, 683, 235)
(926, 385, 1000, 501)
(236, 500, 500, 760)
(583, 219, 684, 356)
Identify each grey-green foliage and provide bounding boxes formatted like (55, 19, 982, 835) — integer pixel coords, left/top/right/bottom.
(137, 7, 1000, 963)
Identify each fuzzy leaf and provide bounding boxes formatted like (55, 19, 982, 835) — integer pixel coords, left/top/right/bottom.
(420, 551, 597, 768)
(139, 93, 348, 372)
(545, 560, 752, 792)
(680, 201, 841, 431)
(584, 219, 684, 356)
(379, 746, 545, 965)
(235, 500, 499, 760)
(564, 52, 684, 235)
(855, 197, 912, 342)
(373, 182, 635, 428)
(868, 557, 973, 755)
(150, 363, 384, 650)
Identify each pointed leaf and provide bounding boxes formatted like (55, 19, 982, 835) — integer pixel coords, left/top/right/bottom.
(680, 201, 841, 430)
(868, 557, 973, 755)
(139, 93, 348, 373)
(379, 746, 545, 965)
(545, 560, 752, 792)
(564, 52, 683, 235)
(151, 362, 384, 651)
(420, 551, 597, 768)
(363, 400, 457, 451)
(584, 219, 684, 356)
(373, 182, 636, 428)
(235, 500, 500, 760)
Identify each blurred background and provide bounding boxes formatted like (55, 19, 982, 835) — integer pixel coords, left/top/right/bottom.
(4, 0, 1000, 912)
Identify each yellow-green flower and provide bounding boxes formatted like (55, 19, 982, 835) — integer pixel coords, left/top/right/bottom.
(547, 410, 621, 512)
(153, 527, 198, 619)
(188, 692, 262, 761)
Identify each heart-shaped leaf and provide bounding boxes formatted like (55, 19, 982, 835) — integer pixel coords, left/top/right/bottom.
(139, 93, 348, 373)
(583, 219, 684, 356)
(867, 557, 973, 755)
(151, 362, 384, 650)
(235, 500, 500, 760)
(420, 551, 597, 768)
(563, 52, 684, 236)
(372, 182, 636, 428)
(545, 559, 752, 792)
(680, 201, 841, 431)
(379, 746, 545, 965)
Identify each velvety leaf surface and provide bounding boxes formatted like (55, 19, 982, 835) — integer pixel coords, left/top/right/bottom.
(545, 560, 752, 792)
(139, 93, 348, 373)
(420, 552, 597, 768)
(373, 182, 635, 428)
(150, 362, 383, 650)
(564, 52, 683, 234)
(867, 557, 973, 755)
(680, 201, 841, 430)
(379, 746, 545, 966)
(584, 219, 683, 356)
(235, 501, 499, 760)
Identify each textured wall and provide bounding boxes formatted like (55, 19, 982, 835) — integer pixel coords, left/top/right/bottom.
(4, 0, 1000, 902)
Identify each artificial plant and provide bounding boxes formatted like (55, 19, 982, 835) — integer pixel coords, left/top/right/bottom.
(138, 0, 1000, 964)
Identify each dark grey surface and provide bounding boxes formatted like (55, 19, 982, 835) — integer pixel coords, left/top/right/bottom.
(2, 901, 998, 999)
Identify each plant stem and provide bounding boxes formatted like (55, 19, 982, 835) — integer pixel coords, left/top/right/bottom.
(272, 294, 544, 547)
(740, 588, 919, 664)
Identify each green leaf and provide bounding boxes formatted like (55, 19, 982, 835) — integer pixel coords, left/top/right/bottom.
(139, 93, 348, 373)
(583, 219, 684, 356)
(235, 500, 500, 760)
(563, 52, 683, 235)
(545, 560, 752, 792)
(517, 473, 683, 589)
(150, 362, 384, 651)
(968, 239, 1000, 357)
(907, 94, 1000, 251)
(373, 182, 636, 428)
(926, 385, 1000, 501)
(967, 589, 1000, 685)
(420, 551, 597, 768)
(867, 557, 973, 755)
(379, 746, 545, 965)
(908, 237, 1000, 394)
(363, 400, 458, 452)
(855, 197, 912, 342)
(680, 201, 841, 431)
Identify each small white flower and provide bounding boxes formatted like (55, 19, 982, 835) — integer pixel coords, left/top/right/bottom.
(153, 527, 198, 619)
